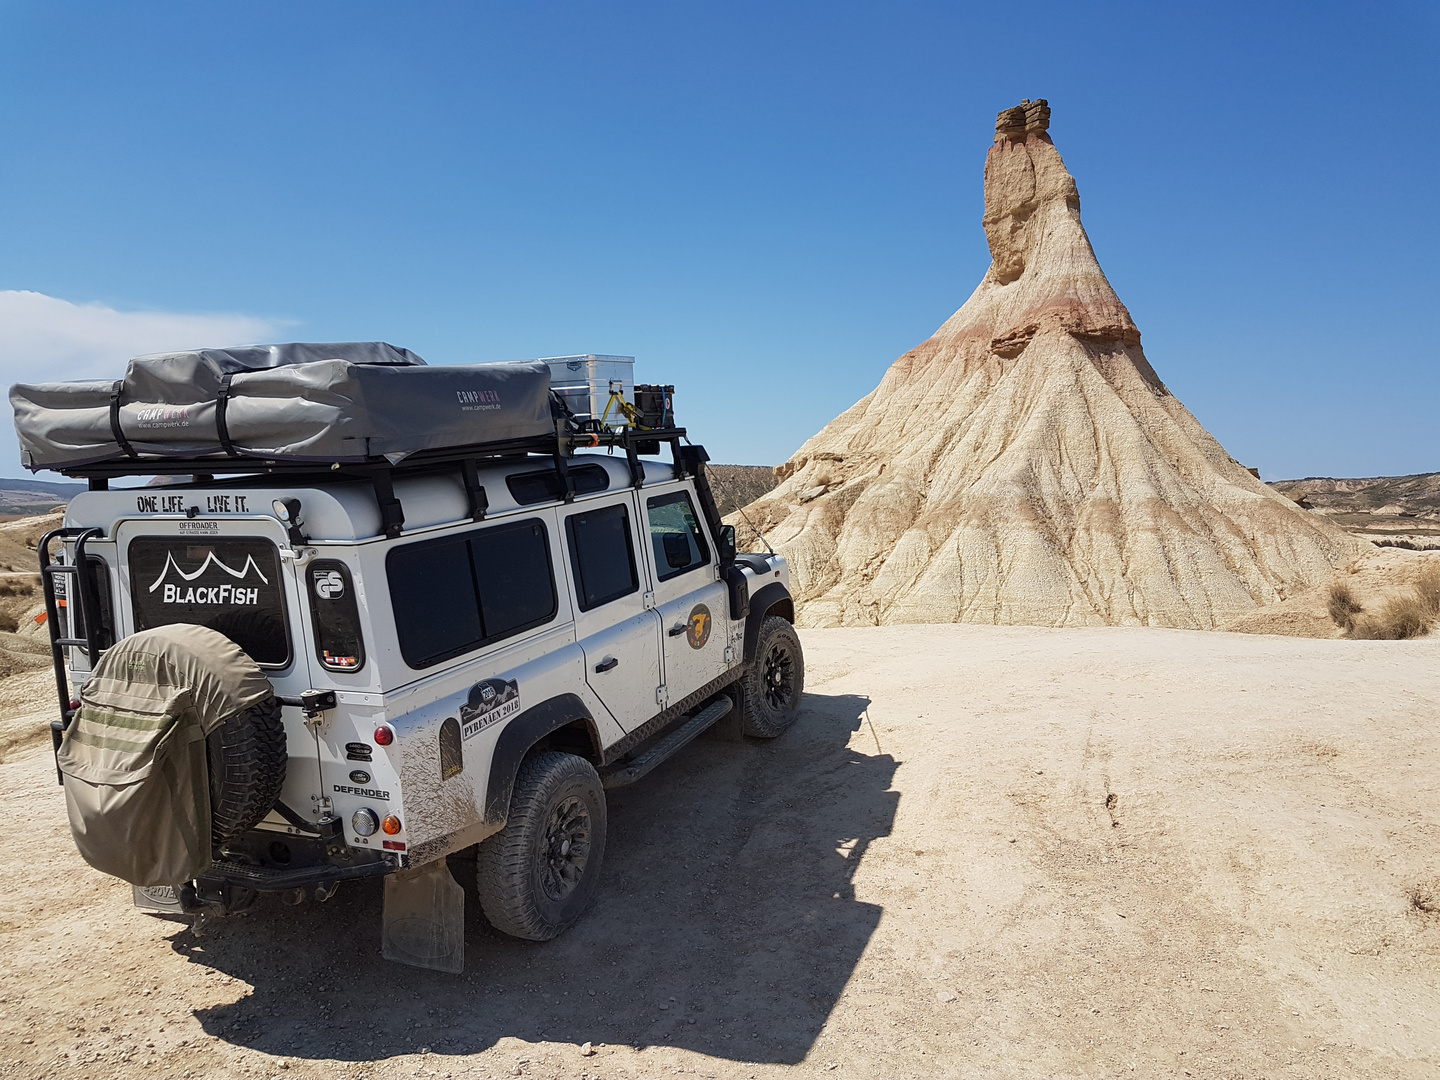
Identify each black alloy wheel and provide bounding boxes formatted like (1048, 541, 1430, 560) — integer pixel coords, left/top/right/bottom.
(540, 794, 593, 903)
(762, 639, 797, 711)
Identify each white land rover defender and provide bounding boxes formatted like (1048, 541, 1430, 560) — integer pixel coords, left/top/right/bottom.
(13, 343, 801, 972)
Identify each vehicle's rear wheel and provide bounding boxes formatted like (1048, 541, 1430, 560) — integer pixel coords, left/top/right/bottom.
(207, 696, 288, 846)
(738, 615, 804, 738)
(476, 751, 607, 940)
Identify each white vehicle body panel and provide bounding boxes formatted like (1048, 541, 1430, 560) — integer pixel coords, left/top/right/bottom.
(55, 453, 792, 877)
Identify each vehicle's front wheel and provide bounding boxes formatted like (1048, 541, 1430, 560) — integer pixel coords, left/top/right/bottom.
(738, 615, 805, 738)
(476, 751, 607, 940)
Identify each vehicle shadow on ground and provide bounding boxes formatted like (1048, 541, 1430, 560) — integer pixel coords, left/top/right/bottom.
(175, 691, 897, 1066)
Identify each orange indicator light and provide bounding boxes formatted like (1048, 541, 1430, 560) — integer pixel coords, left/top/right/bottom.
(381, 814, 402, 835)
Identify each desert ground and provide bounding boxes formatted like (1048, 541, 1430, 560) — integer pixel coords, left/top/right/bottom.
(1, 624, 1437, 1080)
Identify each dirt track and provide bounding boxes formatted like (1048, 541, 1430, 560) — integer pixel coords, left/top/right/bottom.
(2, 625, 1438, 1079)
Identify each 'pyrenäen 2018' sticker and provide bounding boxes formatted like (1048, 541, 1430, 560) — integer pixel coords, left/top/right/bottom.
(460, 678, 520, 741)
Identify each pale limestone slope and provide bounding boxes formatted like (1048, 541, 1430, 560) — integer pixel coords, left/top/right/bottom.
(737, 100, 1364, 629)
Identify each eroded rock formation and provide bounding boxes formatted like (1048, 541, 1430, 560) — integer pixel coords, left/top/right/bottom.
(736, 100, 1365, 629)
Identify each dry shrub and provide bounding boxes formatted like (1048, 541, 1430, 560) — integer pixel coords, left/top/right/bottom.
(1350, 594, 1432, 640)
(0, 579, 35, 598)
(1328, 582, 1363, 631)
(1409, 878, 1440, 919)
(1416, 564, 1440, 617)
(0, 613, 18, 634)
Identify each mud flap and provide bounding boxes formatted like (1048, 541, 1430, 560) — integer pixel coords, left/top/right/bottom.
(702, 687, 745, 743)
(382, 860, 465, 973)
(132, 884, 183, 913)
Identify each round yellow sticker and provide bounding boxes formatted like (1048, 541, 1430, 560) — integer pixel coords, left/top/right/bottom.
(685, 604, 712, 649)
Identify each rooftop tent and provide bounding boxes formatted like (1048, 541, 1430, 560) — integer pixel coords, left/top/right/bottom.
(10, 342, 555, 469)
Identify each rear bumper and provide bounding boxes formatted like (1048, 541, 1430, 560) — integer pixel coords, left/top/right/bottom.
(198, 853, 393, 893)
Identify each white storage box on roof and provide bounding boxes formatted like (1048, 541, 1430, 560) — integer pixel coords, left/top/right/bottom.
(541, 355, 633, 422)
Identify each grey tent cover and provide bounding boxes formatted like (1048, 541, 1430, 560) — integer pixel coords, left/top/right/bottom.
(11, 342, 554, 469)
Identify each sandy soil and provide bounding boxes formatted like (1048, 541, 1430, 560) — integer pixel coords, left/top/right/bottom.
(2, 624, 1438, 1079)
(0, 511, 62, 690)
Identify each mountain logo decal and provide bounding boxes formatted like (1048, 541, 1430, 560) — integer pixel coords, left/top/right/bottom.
(148, 550, 271, 606)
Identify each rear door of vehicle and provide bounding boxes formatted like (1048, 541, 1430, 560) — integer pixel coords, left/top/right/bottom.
(560, 493, 663, 731)
(115, 516, 328, 831)
(642, 485, 731, 706)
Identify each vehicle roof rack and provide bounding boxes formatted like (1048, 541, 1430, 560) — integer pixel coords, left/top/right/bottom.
(60, 426, 692, 540)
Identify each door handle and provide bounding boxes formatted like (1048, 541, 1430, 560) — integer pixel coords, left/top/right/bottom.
(668, 624, 688, 637)
(594, 656, 619, 673)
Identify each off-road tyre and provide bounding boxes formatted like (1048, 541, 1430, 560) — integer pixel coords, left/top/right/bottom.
(476, 751, 607, 941)
(738, 615, 804, 738)
(207, 696, 287, 846)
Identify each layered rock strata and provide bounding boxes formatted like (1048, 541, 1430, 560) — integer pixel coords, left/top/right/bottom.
(736, 100, 1365, 629)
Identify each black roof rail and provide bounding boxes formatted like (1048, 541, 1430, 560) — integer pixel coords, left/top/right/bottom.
(54, 426, 695, 542)
(47, 426, 688, 480)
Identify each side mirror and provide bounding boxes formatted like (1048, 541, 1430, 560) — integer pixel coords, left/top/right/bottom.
(717, 524, 737, 563)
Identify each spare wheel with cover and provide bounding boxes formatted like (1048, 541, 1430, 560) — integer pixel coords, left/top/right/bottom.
(56, 624, 284, 887)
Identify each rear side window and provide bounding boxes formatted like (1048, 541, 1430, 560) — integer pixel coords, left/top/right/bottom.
(307, 561, 366, 672)
(471, 522, 557, 638)
(129, 537, 290, 667)
(64, 556, 115, 658)
(566, 503, 639, 611)
(646, 490, 711, 581)
(388, 536, 480, 668)
(387, 518, 557, 669)
(507, 463, 610, 506)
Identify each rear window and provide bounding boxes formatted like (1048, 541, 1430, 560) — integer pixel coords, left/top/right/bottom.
(386, 517, 557, 669)
(307, 560, 366, 672)
(129, 537, 290, 667)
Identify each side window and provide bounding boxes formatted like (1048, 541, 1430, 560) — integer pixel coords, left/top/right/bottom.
(388, 536, 481, 668)
(507, 463, 610, 506)
(386, 518, 557, 669)
(566, 503, 639, 611)
(646, 491, 711, 582)
(308, 560, 366, 672)
(470, 519, 558, 638)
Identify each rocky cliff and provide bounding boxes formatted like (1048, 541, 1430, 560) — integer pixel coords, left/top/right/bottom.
(735, 101, 1365, 629)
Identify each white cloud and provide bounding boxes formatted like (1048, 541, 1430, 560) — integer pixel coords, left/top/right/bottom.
(0, 290, 281, 382)
(0, 290, 285, 477)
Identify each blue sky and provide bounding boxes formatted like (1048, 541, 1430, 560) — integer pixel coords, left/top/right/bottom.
(1, 2, 1436, 479)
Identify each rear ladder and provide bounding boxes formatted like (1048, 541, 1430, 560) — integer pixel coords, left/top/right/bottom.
(38, 526, 108, 782)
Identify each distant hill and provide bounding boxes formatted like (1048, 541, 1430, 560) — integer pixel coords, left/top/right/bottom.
(1271, 472, 1440, 514)
(0, 478, 86, 516)
(1270, 472, 1440, 549)
(707, 465, 777, 517)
